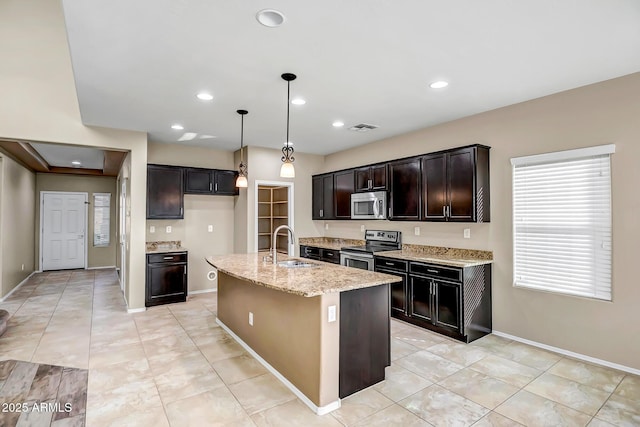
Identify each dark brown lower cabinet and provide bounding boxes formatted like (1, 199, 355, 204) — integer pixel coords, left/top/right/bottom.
(146, 252, 188, 307)
(376, 256, 492, 343)
(299, 245, 341, 264)
(339, 284, 391, 398)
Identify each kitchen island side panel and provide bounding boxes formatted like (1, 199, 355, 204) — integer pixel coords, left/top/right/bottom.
(217, 272, 340, 407)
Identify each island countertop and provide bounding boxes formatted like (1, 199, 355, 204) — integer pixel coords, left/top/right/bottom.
(206, 253, 400, 297)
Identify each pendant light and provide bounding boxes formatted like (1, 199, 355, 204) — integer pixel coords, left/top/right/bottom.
(235, 109, 248, 188)
(280, 73, 296, 178)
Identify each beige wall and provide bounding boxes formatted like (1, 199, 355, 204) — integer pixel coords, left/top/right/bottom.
(217, 272, 340, 407)
(0, 156, 36, 297)
(35, 174, 117, 270)
(322, 72, 640, 370)
(238, 146, 325, 255)
(0, 0, 147, 309)
(147, 142, 236, 292)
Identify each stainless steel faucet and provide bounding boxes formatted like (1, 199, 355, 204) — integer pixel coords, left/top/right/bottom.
(271, 225, 295, 264)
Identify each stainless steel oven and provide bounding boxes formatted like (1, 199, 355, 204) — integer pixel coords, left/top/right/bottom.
(340, 230, 401, 271)
(340, 252, 374, 270)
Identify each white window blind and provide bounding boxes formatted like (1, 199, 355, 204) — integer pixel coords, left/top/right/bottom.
(511, 145, 614, 301)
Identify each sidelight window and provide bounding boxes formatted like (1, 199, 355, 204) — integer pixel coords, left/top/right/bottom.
(511, 144, 614, 301)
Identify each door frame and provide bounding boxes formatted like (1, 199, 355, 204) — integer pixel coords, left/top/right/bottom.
(254, 180, 294, 255)
(118, 178, 128, 292)
(39, 191, 89, 271)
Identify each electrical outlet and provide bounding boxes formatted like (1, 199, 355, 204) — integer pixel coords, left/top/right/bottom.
(464, 228, 471, 239)
(208, 225, 213, 232)
(328, 305, 337, 322)
(149, 225, 155, 233)
(360, 225, 365, 232)
(325, 223, 329, 230)
(249, 312, 254, 326)
(166, 226, 172, 233)
(21, 264, 24, 271)
(414, 226, 420, 236)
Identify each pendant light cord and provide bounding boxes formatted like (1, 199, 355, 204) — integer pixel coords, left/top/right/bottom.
(286, 80, 290, 146)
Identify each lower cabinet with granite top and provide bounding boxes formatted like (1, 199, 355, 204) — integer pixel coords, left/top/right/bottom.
(146, 251, 188, 307)
(375, 254, 492, 343)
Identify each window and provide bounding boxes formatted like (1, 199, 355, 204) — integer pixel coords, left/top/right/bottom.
(511, 144, 615, 300)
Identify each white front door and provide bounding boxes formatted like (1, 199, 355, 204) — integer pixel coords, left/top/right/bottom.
(41, 192, 87, 271)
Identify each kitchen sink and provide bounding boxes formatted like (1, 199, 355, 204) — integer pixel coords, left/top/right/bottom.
(276, 260, 318, 268)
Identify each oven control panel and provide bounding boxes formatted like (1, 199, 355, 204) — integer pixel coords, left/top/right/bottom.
(364, 230, 401, 243)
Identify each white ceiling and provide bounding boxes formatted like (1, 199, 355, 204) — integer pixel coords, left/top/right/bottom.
(30, 142, 105, 169)
(61, 1, 640, 156)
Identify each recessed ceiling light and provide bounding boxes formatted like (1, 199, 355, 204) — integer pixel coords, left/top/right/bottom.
(196, 93, 214, 101)
(429, 80, 449, 89)
(199, 135, 216, 139)
(256, 9, 286, 27)
(332, 121, 344, 127)
(178, 132, 197, 141)
(71, 160, 81, 165)
(171, 124, 184, 130)
(291, 98, 306, 105)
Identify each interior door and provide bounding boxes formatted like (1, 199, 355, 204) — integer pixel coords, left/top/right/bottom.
(41, 192, 87, 271)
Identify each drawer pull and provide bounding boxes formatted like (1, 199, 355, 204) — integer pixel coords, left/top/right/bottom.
(427, 269, 439, 273)
(385, 262, 394, 266)
(326, 252, 334, 257)
(163, 256, 174, 260)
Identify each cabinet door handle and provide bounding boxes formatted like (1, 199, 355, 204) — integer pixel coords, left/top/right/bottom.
(443, 206, 447, 217)
(430, 281, 434, 295)
(209, 182, 212, 191)
(180, 207, 183, 216)
(320, 209, 323, 217)
(184, 266, 187, 275)
(368, 179, 372, 189)
(215, 183, 218, 192)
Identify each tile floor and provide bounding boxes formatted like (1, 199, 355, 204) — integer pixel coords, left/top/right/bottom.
(1, 269, 639, 426)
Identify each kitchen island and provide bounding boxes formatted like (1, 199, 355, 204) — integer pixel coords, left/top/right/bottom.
(205, 253, 400, 414)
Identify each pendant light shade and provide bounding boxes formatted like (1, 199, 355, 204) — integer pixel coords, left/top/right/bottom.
(235, 109, 248, 188)
(280, 73, 296, 178)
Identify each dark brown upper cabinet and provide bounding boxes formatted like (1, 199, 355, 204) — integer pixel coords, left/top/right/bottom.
(184, 167, 239, 196)
(214, 170, 239, 195)
(312, 173, 335, 220)
(388, 157, 421, 220)
(147, 164, 184, 219)
(421, 145, 490, 222)
(355, 163, 387, 192)
(334, 169, 355, 219)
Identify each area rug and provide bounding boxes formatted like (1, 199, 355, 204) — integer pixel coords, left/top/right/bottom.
(0, 360, 87, 427)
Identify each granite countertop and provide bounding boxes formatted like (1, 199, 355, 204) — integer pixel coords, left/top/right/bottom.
(146, 241, 187, 254)
(375, 244, 493, 268)
(298, 237, 365, 251)
(205, 253, 400, 297)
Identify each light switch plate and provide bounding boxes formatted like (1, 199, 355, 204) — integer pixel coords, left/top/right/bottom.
(208, 225, 213, 232)
(328, 305, 337, 322)
(166, 226, 172, 233)
(414, 226, 420, 236)
(149, 226, 155, 233)
(464, 228, 471, 239)
(325, 223, 329, 230)
(249, 312, 254, 326)
(360, 225, 365, 232)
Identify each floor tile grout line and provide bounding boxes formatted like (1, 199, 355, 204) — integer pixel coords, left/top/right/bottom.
(29, 273, 67, 365)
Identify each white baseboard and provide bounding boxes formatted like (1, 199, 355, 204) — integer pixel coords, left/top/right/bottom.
(189, 289, 217, 295)
(1, 272, 36, 302)
(87, 265, 116, 270)
(127, 307, 146, 314)
(217, 318, 341, 415)
(493, 330, 640, 376)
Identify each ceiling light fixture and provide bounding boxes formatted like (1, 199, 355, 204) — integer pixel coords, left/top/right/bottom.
(332, 121, 344, 127)
(256, 9, 286, 27)
(196, 92, 214, 101)
(429, 80, 449, 89)
(280, 73, 297, 178)
(291, 98, 306, 105)
(236, 109, 248, 188)
(171, 124, 184, 130)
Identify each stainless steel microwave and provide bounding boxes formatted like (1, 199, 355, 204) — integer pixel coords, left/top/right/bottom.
(351, 191, 387, 220)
